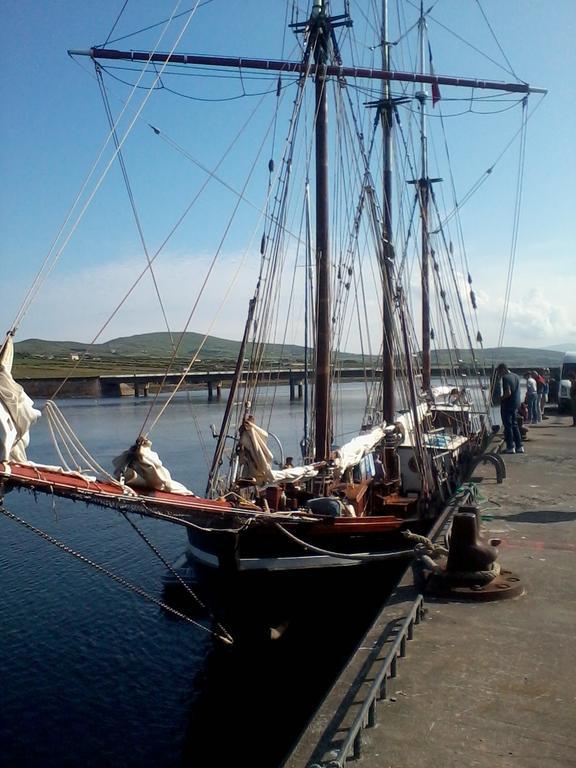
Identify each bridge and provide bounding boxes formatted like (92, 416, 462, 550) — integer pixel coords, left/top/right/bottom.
(99, 364, 500, 400)
(19, 365, 521, 401)
(99, 368, 381, 400)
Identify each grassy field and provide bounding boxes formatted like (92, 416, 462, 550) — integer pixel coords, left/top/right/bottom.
(13, 356, 252, 379)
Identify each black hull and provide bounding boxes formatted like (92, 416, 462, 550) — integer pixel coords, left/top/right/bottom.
(185, 517, 421, 573)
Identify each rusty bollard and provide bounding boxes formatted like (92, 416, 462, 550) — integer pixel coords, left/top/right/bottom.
(426, 506, 523, 601)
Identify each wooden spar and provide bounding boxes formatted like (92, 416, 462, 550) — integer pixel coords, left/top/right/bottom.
(69, 48, 547, 95)
(205, 297, 256, 497)
(312, 1, 331, 462)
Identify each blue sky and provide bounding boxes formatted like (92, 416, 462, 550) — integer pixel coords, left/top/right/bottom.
(1, 0, 574, 350)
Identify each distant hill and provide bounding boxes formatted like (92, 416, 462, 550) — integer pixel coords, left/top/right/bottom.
(14, 333, 565, 368)
(450, 347, 563, 368)
(538, 343, 576, 353)
(14, 332, 361, 365)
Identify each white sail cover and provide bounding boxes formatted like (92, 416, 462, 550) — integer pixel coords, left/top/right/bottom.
(0, 336, 41, 463)
(238, 418, 319, 486)
(430, 385, 454, 401)
(333, 425, 386, 474)
(238, 418, 275, 484)
(430, 385, 469, 405)
(271, 465, 319, 483)
(112, 438, 194, 495)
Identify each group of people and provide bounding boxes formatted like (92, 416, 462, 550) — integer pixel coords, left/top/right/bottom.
(496, 363, 575, 453)
(522, 369, 549, 424)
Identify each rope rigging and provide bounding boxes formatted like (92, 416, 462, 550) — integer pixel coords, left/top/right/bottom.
(96, 65, 175, 350)
(2, 1, 541, 518)
(9, 0, 201, 340)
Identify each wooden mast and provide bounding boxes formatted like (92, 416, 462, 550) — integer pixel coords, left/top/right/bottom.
(418, 5, 431, 393)
(310, 0, 331, 462)
(410, 3, 440, 393)
(380, 0, 395, 425)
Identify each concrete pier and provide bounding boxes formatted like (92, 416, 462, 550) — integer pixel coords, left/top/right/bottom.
(284, 408, 576, 768)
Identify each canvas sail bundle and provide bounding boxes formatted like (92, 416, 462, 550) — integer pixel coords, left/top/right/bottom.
(112, 437, 194, 495)
(0, 337, 41, 463)
(333, 425, 387, 475)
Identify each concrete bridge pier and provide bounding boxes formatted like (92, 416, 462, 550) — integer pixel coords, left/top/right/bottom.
(207, 380, 223, 401)
(134, 380, 149, 397)
(290, 375, 304, 401)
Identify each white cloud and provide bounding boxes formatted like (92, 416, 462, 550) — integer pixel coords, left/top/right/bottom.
(14, 252, 262, 344)
(9, 251, 576, 355)
(471, 271, 576, 348)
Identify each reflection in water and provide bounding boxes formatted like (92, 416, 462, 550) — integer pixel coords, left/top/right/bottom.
(1, 381, 465, 765)
(1, 385, 403, 767)
(175, 562, 406, 767)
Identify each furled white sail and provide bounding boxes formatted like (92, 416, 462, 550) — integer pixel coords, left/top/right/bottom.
(0, 336, 41, 462)
(237, 418, 275, 484)
(430, 385, 454, 400)
(271, 465, 319, 483)
(333, 425, 386, 474)
(112, 438, 194, 495)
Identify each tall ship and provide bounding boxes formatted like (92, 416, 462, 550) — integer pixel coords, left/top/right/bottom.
(0, 1, 544, 637)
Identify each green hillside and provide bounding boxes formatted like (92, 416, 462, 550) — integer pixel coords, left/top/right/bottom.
(12, 333, 564, 378)
(15, 332, 334, 364)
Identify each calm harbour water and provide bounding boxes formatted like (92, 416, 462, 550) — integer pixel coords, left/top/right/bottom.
(1, 383, 391, 768)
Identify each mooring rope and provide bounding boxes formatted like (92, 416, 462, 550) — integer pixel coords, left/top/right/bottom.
(273, 521, 415, 562)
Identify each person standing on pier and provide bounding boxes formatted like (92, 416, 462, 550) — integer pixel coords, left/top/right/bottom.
(540, 369, 550, 420)
(496, 364, 524, 454)
(524, 371, 539, 424)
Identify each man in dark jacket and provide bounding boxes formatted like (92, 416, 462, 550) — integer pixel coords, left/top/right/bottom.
(496, 363, 524, 454)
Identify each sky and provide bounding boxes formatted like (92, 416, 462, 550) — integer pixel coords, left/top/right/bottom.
(1, 0, 575, 351)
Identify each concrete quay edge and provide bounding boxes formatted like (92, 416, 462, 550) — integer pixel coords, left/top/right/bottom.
(284, 408, 576, 768)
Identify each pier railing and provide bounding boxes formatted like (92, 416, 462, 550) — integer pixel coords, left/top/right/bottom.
(318, 594, 426, 767)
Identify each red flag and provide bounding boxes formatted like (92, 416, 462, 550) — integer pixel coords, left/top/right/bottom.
(428, 43, 441, 107)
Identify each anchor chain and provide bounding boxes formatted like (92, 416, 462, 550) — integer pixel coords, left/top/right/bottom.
(120, 510, 233, 644)
(0, 504, 233, 645)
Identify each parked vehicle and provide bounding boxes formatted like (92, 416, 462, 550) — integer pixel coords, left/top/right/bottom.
(558, 352, 576, 413)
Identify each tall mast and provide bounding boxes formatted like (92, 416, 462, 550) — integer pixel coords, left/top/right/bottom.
(380, 0, 395, 424)
(310, 0, 332, 462)
(417, 3, 432, 392)
(71, 7, 546, 434)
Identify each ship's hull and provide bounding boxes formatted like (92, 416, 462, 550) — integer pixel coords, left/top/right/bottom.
(185, 513, 417, 573)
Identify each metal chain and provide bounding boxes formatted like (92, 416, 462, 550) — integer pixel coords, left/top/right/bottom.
(0, 505, 233, 645)
(120, 511, 233, 643)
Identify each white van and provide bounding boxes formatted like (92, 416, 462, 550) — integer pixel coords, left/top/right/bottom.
(558, 351, 576, 413)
